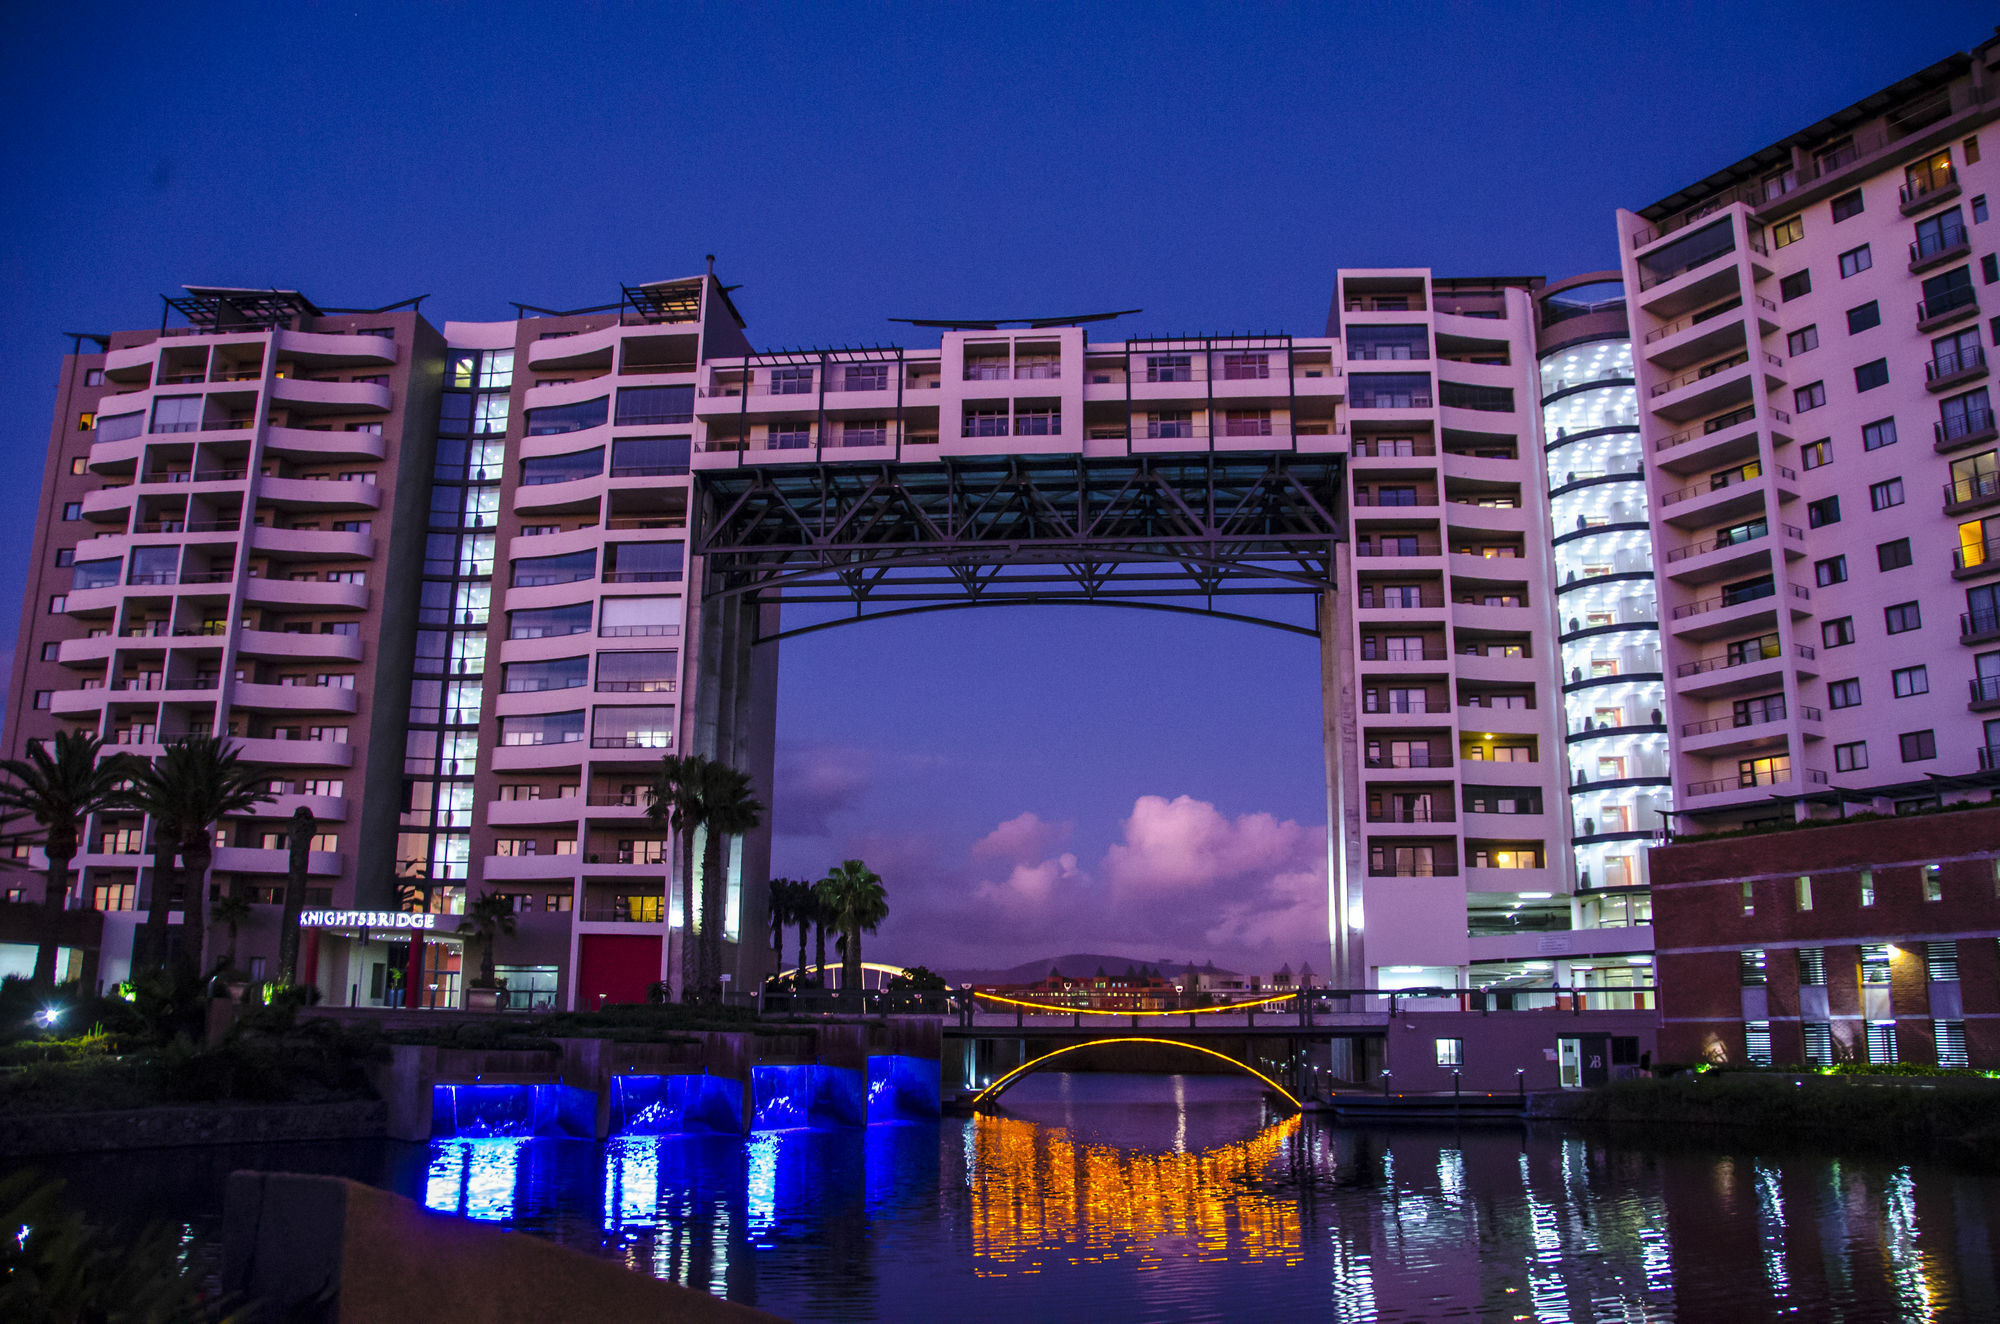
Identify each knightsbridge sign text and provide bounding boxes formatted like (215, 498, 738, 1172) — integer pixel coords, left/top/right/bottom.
(299, 909, 438, 930)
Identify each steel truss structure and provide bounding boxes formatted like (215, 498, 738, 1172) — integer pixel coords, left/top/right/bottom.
(692, 453, 1344, 640)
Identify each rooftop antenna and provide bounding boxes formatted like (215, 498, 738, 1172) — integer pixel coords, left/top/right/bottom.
(705, 254, 715, 277)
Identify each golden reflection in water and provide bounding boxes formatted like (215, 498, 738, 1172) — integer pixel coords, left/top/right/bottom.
(969, 1113, 1305, 1276)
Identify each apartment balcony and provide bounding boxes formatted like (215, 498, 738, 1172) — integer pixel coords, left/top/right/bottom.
(1468, 925, 1654, 965)
(490, 738, 588, 772)
(249, 526, 374, 561)
(258, 475, 381, 512)
(79, 485, 136, 521)
(1970, 675, 2000, 713)
(1662, 524, 1799, 585)
(1935, 407, 1997, 453)
(1677, 704, 1817, 757)
(1916, 286, 1978, 334)
(262, 426, 386, 463)
(242, 577, 368, 612)
(269, 377, 390, 417)
(1909, 223, 1971, 273)
(1952, 537, 2000, 580)
(210, 846, 342, 877)
(1682, 765, 1827, 803)
(483, 854, 583, 883)
(1944, 470, 2000, 516)
(1651, 408, 1773, 476)
(1980, 744, 2000, 771)
(1925, 345, 1987, 393)
(87, 432, 151, 473)
(1899, 164, 1959, 215)
(273, 328, 397, 368)
(233, 629, 364, 663)
(231, 736, 354, 769)
(1666, 581, 1806, 641)
(527, 324, 623, 371)
(229, 680, 359, 715)
(1352, 540, 1444, 561)
(62, 586, 126, 619)
(1640, 296, 1775, 368)
(1657, 465, 1789, 530)
(486, 794, 587, 828)
(1672, 644, 1813, 698)
(1962, 608, 2000, 645)
(1646, 356, 1764, 424)
(263, 792, 348, 824)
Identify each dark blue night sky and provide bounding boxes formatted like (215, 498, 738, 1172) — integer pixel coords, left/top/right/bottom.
(1, 2, 1987, 972)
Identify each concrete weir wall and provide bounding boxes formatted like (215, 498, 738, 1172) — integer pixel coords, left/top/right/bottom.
(224, 1172, 782, 1324)
(379, 1018, 945, 1141)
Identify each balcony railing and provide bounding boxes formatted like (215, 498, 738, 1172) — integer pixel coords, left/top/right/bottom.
(1936, 408, 1997, 448)
(1953, 537, 2000, 573)
(1962, 608, 2000, 638)
(1366, 809, 1454, 824)
(1358, 590, 1446, 608)
(1910, 223, 1970, 266)
(1682, 703, 1787, 736)
(1917, 285, 1977, 324)
(1970, 675, 2000, 704)
(1354, 542, 1443, 558)
(1664, 524, 1774, 563)
(1946, 471, 2000, 506)
(1675, 643, 1811, 678)
(586, 792, 648, 807)
(1364, 754, 1451, 769)
(1900, 162, 1958, 209)
(594, 679, 675, 693)
(598, 624, 677, 637)
(1359, 646, 1448, 662)
(1685, 766, 1826, 796)
(1980, 744, 2000, 771)
(1926, 346, 1986, 383)
(589, 734, 675, 748)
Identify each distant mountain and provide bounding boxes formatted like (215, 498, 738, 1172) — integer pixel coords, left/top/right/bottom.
(935, 952, 1239, 986)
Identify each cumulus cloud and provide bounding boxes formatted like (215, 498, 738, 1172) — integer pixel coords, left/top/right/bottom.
(1102, 794, 1315, 899)
(971, 811, 1073, 864)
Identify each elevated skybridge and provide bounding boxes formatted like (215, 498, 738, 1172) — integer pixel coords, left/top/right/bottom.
(691, 450, 1344, 641)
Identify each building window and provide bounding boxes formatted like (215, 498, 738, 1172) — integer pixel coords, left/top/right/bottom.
(1787, 326, 1819, 355)
(1741, 881, 1755, 916)
(1815, 555, 1847, 586)
(1854, 359, 1889, 391)
(1859, 870, 1875, 905)
(1870, 478, 1905, 510)
(40, 642, 59, 661)
(1835, 740, 1868, 771)
(1771, 216, 1804, 248)
(1803, 438, 1832, 468)
(47, 595, 65, 614)
(1794, 382, 1826, 412)
(32, 690, 51, 710)
(1821, 616, 1854, 647)
(1900, 729, 1937, 762)
(1014, 406, 1061, 436)
(1435, 1038, 1464, 1067)
(1831, 189, 1865, 222)
(62, 502, 81, 520)
(1883, 601, 1920, 633)
(1867, 1022, 1898, 1064)
(1892, 665, 1929, 697)
(963, 406, 1009, 438)
(1986, 255, 2000, 285)
(1828, 678, 1861, 708)
(1838, 245, 1873, 277)
(1780, 271, 1812, 301)
(1923, 865, 1945, 903)
(1876, 538, 1912, 571)
(1793, 875, 1812, 911)
(1847, 301, 1880, 333)
(1976, 194, 1991, 223)
(1937, 1021, 1970, 1069)
(1807, 496, 1841, 527)
(1744, 1023, 1773, 1066)
(1861, 418, 1897, 451)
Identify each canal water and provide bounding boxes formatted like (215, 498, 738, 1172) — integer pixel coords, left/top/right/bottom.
(35, 1073, 2000, 1321)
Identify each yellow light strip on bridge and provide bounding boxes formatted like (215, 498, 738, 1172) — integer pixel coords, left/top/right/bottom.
(972, 988, 1302, 1017)
(972, 1036, 1303, 1112)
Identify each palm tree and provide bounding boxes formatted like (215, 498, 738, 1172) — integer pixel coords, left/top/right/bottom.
(0, 731, 134, 988)
(457, 889, 519, 992)
(209, 889, 253, 974)
(809, 877, 833, 986)
(277, 805, 315, 984)
(695, 761, 762, 1004)
(126, 736, 274, 974)
(767, 878, 799, 964)
(818, 859, 888, 1011)
(792, 881, 814, 982)
(645, 752, 713, 1001)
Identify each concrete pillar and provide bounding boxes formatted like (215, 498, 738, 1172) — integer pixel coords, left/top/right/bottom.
(1318, 573, 1362, 986)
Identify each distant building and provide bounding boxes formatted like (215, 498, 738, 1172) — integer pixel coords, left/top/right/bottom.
(978, 964, 1179, 1011)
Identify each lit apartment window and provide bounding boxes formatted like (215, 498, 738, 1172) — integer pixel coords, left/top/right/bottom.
(1923, 864, 1944, 902)
(1434, 1038, 1464, 1067)
(1859, 870, 1876, 905)
(1847, 301, 1880, 333)
(1795, 876, 1813, 911)
(1770, 216, 1803, 248)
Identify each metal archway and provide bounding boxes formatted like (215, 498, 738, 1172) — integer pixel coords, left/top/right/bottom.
(971, 1036, 1302, 1112)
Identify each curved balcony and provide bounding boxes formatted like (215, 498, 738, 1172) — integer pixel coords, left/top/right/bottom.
(512, 474, 606, 514)
(260, 792, 349, 823)
(487, 795, 586, 828)
(483, 854, 584, 883)
(490, 739, 589, 772)
(56, 636, 120, 666)
(262, 426, 386, 462)
(211, 846, 343, 877)
(234, 629, 365, 663)
(242, 577, 368, 611)
(519, 422, 613, 461)
(493, 685, 593, 718)
(249, 526, 374, 561)
(232, 736, 355, 769)
(104, 343, 159, 381)
(79, 485, 135, 522)
(502, 578, 599, 613)
(1672, 644, 1811, 698)
(1645, 356, 1763, 424)
(258, 475, 380, 512)
(527, 323, 621, 371)
(522, 377, 615, 412)
(274, 328, 397, 367)
(49, 690, 108, 718)
(229, 681, 359, 715)
(1451, 652, 1541, 684)
(1681, 765, 1826, 803)
(87, 433, 149, 473)
(270, 377, 390, 417)
(62, 586, 126, 619)
(505, 526, 602, 561)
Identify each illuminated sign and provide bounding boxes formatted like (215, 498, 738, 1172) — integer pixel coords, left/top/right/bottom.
(299, 909, 438, 931)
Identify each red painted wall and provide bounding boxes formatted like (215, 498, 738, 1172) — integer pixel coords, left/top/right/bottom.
(576, 935, 662, 1009)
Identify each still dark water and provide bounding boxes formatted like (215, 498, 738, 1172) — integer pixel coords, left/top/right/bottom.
(36, 1073, 2000, 1321)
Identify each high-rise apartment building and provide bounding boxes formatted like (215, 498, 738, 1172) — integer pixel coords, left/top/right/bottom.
(5, 30, 1997, 1014)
